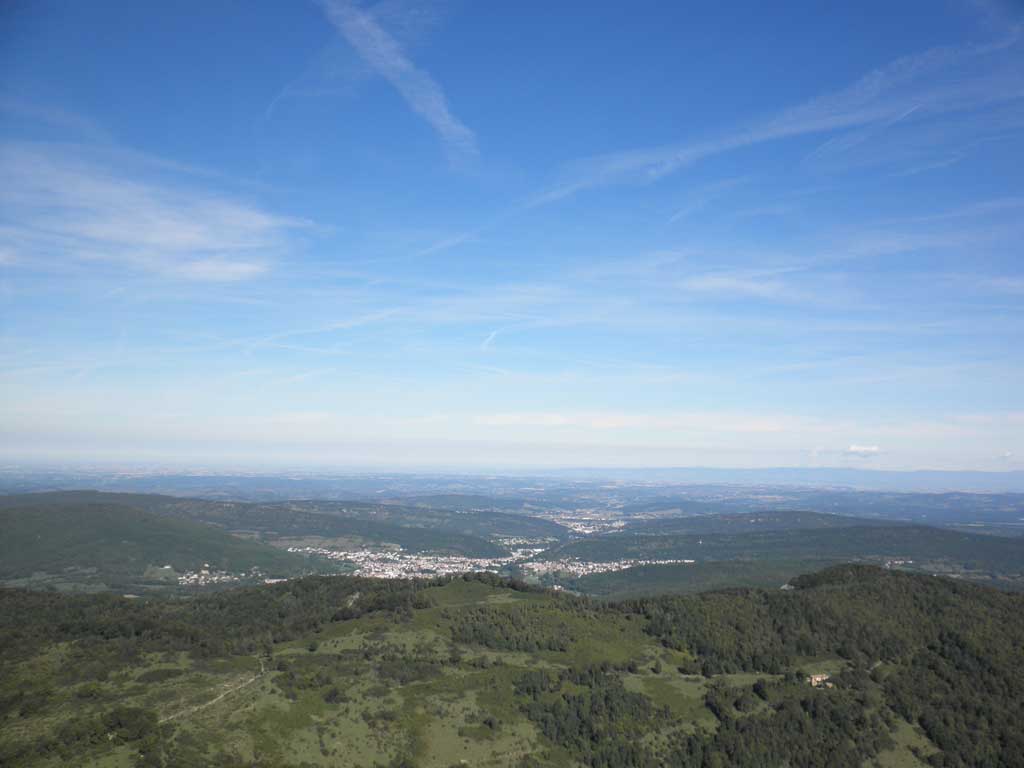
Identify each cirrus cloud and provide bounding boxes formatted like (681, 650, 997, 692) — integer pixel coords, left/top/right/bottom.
(846, 444, 881, 457)
(0, 142, 307, 281)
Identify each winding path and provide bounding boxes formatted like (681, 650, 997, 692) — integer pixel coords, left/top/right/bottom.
(159, 657, 267, 724)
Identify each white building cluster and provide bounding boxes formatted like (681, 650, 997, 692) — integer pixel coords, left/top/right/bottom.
(286, 543, 697, 581)
(286, 545, 547, 579)
(521, 557, 695, 577)
(177, 564, 264, 586)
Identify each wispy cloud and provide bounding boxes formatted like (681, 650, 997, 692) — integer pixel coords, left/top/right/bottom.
(534, 28, 1023, 204)
(667, 177, 746, 223)
(677, 271, 794, 300)
(805, 99, 1024, 175)
(474, 410, 815, 434)
(263, 39, 363, 122)
(480, 329, 501, 351)
(979, 276, 1024, 294)
(0, 142, 306, 281)
(263, 0, 447, 122)
(415, 227, 482, 257)
(846, 444, 881, 458)
(319, 0, 477, 159)
(416, 25, 1023, 257)
(905, 195, 1024, 222)
(252, 310, 399, 346)
(0, 97, 114, 143)
(191, 309, 400, 355)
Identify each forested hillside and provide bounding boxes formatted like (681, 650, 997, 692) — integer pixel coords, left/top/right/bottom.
(0, 492, 558, 559)
(540, 523, 1024, 582)
(622, 509, 897, 535)
(0, 501, 312, 592)
(1, 566, 1021, 767)
(568, 558, 835, 597)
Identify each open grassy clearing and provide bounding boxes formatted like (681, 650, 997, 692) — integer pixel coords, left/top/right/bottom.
(875, 718, 940, 768)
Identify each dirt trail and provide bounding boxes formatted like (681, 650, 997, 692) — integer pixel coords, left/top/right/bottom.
(159, 657, 266, 724)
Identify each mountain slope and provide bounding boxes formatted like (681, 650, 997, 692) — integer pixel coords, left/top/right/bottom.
(623, 509, 892, 535)
(0, 492, 511, 557)
(543, 522, 1024, 569)
(568, 559, 839, 597)
(1, 567, 1022, 767)
(0, 500, 310, 590)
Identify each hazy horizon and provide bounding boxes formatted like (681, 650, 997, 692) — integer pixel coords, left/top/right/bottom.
(4, 459, 1024, 495)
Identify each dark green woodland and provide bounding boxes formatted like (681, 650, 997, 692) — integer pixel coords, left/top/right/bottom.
(1, 565, 1022, 767)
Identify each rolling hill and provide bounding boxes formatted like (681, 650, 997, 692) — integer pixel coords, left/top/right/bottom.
(285, 499, 570, 542)
(10, 492, 508, 557)
(533, 515, 1024, 595)
(567, 559, 841, 598)
(622, 509, 893, 535)
(543, 520, 1024, 568)
(0, 499, 311, 591)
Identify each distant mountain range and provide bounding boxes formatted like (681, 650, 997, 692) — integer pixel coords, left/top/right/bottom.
(539, 467, 1024, 492)
(4, 466, 1024, 496)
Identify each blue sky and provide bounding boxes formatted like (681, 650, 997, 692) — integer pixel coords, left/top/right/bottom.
(1, 0, 1023, 470)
